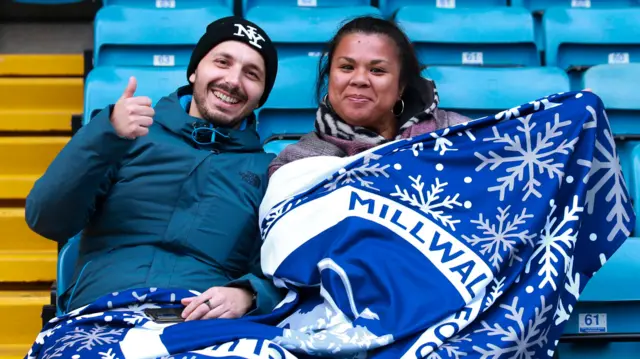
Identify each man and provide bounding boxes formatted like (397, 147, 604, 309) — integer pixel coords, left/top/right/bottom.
(26, 17, 282, 321)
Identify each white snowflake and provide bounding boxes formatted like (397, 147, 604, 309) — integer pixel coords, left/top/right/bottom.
(99, 348, 117, 359)
(431, 128, 458, 156)
(554, 256, 580, 326)
(324, 158, 390, 192)
(475, 113, 578, 201)
(426, 334, 471, 359)
(580, 127, 632, 241)
(473, 296, 552, 359)
(42, 324, 124, 359)
(484, 277, 506, 311)
(525, 195, 583, 291)
(110, 302, 159, 325)
(462, 206, 535, 271)
(391, 176, 463, 230)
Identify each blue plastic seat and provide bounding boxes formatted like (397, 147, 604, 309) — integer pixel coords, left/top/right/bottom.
(246, 6, 381, 59)
(103, 0, 233, 8)
(558, 237, 640, 358)
(256, 56, 318, 142)
(582, 64, 640, 136)
(512, 0, 639, 12)
(83, 66, 186, 125)
(422, 66, 570, 119)
(94, 5, 232, 67)
(56, 235, 80, 315)
(380, 0, 507, 19)
(396, 7, 538, 67)
(241, 0, 370, 16)
(263, 139, 299, 154)
(544, 8, 640, 70)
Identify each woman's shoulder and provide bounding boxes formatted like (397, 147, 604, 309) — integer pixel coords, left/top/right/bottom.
(433, 109, 473, 130)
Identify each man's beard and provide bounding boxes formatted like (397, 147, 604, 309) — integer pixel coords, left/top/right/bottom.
(193, 82, 248, 128)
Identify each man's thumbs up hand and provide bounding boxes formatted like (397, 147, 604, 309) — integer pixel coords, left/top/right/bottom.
(110, 77, 155, 139)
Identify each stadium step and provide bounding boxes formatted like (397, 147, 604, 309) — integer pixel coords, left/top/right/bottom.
(0, 208, 55, 252)
(0, 345, 31, 359)
(0, 208, 56, 282)
(0, 137, 68, 200)
(0, 78, 82, 132)
(0, 290, 48, 347)
(0, 54, 83, 76)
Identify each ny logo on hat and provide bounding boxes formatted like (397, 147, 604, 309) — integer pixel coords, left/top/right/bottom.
(233, 24, 265, 49)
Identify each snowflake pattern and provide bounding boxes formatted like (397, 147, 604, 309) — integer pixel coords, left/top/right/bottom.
(473, 296, 552, 359)
(324, 156, 390, 192)
(462, 206, 535, 271)
(554, 256, 580, 326)
(426, 334, 472, 359)
(580, 126, 632, 241)
(42, 324, 124, 359)
(525, 196, 583, 291)
(431, 128, 458, 156)
(475, 114, 578, 201)
(391, 175, 463, 230)
(484, 277, 506, 311)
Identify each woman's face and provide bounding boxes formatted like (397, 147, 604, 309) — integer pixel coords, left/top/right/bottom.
(328, 33, 403, 138)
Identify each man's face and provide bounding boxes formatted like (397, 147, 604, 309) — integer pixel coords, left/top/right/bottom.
(189, 40, 266, 127)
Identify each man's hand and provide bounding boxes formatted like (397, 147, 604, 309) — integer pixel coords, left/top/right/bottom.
(181, 286, 254, 321)
(110, 76, 155, 139)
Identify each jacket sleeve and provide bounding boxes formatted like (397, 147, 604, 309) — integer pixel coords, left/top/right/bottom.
(227, 235, 286, 316)
(25, 106, 135, 242)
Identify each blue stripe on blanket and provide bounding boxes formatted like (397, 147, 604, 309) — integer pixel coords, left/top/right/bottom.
(28, 91, 635, 359)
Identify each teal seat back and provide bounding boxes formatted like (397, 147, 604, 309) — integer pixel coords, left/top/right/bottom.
(544, 8, 640, 70)
(582, 64, 640, 136)
(94, 5, 232, 67)
(246, 6, 381, 59)
(423, 66, 570, 119)
(83, 66, 186, 125)
(257, 56, 319, 142)
(397, 7, 538, 67)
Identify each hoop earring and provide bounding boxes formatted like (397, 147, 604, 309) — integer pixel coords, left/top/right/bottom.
(323, 94, 334, 111)
(393, 99, 405, 117)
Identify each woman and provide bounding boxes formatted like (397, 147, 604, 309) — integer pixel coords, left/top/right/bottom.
(256, 16, 633, 359)
(269, 17, 469, 176)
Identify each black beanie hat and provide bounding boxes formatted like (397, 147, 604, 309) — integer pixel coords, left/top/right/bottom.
(187, 16, 278, 108)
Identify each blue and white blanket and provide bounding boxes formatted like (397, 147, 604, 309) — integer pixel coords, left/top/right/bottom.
(28, 91, 635, 359)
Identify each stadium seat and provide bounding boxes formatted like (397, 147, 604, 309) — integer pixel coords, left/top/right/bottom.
(0, 77, 82, 132)
(56, 235, 80, 315)
(380, 0, 508, 19)
(544, 8, 640, 71)
(0, 137, 68, 201)
(557, 237, 640, 358)
(396, 7, 538, 67)
(242, 0, 370, 17)
(83, 66, 187, 125)
(422, 66, 570, 119)
(263, 139, 298, 154)
(94, 5, 233, 67)
(512, 0, 640, 12)
(256, 56, 318, 142)
(246, 6, 381, 59)
(582, 64, 640, 136)
(103, 0, 233, 9)
(0, 54, 82, 77)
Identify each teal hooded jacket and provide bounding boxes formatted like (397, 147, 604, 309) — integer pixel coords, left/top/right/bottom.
(26, 86, 283, 313)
